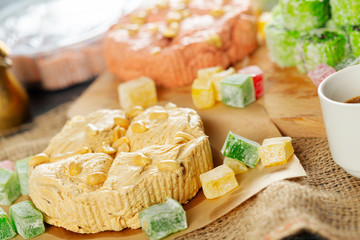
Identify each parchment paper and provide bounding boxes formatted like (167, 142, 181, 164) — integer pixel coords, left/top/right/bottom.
(4, 73, 306, 239)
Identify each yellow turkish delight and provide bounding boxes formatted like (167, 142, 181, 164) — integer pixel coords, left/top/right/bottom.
(197, 66, 223, 80)
(259, 137, 294, 167)
(118, 76, 158, 110)
(257, 12, 272, 41)
(211, 67, 235, 101)
(191, 78, 216, 109)
(223, 157, 248, 175)
(200, 164, 238, 199)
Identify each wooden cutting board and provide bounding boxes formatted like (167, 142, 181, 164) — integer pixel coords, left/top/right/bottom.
(68, 45, 326, 138)
(247, 46, 326, 138)
(56, 44, 311, 240)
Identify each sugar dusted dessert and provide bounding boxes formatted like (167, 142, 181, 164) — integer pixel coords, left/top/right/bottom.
(221, 131, 260, 168)
(0, 207, 16, 240)
(200, 164, 238, 199)
(0, 169, 21, 205)
(28, 104, 213, 233)
(259, 137, 294, 167)
(139, 197, 187, 240)
(10, 200, 45, 239)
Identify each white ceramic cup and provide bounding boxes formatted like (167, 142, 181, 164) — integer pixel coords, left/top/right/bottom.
(318, 64, 360, 178)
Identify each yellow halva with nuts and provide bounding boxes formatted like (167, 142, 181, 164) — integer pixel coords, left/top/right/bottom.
(28, 104, 213, 233)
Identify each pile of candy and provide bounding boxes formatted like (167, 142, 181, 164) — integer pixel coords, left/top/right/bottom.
(264, 0, 360, 85)
(137, 131, 294, 239)
(0, 157, 46, 239)
(0, 157, 30, 205)
(191, 65, 264, 109)
(118, 80, 184, 240)
(200, 132, 294, 199)
(116, 66, 264, 111)
(116, 76, 294, 239)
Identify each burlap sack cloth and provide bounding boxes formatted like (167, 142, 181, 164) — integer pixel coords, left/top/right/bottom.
(1, 102, 359, 240)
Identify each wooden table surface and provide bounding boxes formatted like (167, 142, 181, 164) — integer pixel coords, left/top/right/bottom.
(68, 44, 326, 138)
(63, 44, 326, 240)
(245, 45, 326, 138)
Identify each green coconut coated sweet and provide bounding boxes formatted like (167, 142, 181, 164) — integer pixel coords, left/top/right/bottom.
(280, 0, 330, 31)
(271, 3, 282, 19)
(265, 19, 299, 67)
(330, 0, 360, 27)
(335, 54, 360, 71)
(348, 26, 360, 57)
(295, 29, 347, 73)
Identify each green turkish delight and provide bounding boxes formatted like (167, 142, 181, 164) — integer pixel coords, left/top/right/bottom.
(221, 131, 260, 168)
(0, 169, 21, 205)
(335, 54, 360, 71)
(220, 74, 255, 108)
(295, 29, 347, 73)
(10, 200, 45, 239)
(348, 26, 360, 57)
(0, 207, 17, 240)
(265, 19, 299, 67)
(271, 4, 282, 20)
(15, 157, 30, 195)
(139, 198, 187, 240)
(280, 0, 330, 31)
(330, 0, 360, 27)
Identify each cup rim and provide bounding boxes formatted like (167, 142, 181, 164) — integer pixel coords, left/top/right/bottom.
(318, 64, 360, 106)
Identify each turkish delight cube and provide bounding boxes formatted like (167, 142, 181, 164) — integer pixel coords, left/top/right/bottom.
(139, 198, 187, 240)
(259, 137, 294, 167)
(271, 4, 282, 19)
(200, 164, 238, 199)
(0, 169, 21, 205)
(0, 207, 17, 240)
(335, 54, 360, 71)
(257, 12, 272, 41)
(280, 0, 329, 31)
(220, 74, 255, 108)
(330, 0, 360, 27)
(295, 29, 347, 73)
(307, 63, 336, 87)
(0, 160, 15, 171)
(265, 19, 299, 68)
(211, 67, 235, 101)
(9, 200, 45, 239)
(238, 65, 264, 98)
(223, 157, 248, 175)
(15, 157, 31, 195)
(348, 26, 360, 57)
(197, 66, 223, 80)
(221, 131, 260, 168)
(118, 76, 157, 110)
(192, 78, 215, 109)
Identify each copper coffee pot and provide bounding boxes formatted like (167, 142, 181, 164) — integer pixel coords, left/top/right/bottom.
(0, 41, 30, 131)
